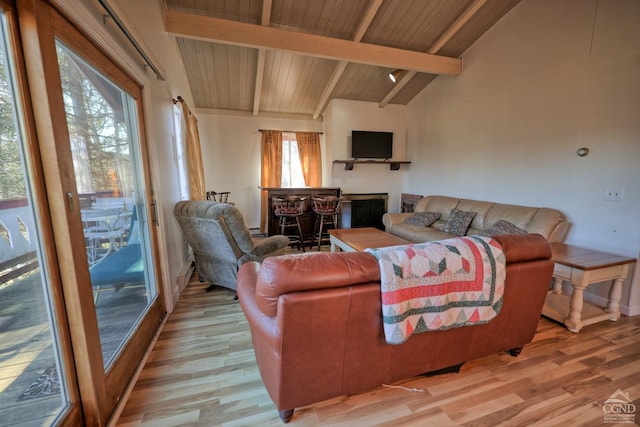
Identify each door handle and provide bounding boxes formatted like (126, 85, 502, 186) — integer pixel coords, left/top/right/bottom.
(150, 200, 159, 226)
(66, 192, 74, 212)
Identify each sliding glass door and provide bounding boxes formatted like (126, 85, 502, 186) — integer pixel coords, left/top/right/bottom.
(4, 0, 168, 424)
(0, 2, 70, 425)
(55, 41, 158, 369)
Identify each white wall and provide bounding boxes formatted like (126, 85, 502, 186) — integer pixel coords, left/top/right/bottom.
(406, 0, 640, 314)
(197, 113, 322, 228)
(324, 99, 409, 213)
(114, 0, 198, 311)
(196, 98, 409, 228)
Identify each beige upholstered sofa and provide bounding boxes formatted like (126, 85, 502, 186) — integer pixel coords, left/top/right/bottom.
(383, 195, 568, 243)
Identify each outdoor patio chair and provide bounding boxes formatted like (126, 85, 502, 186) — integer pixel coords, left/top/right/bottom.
(89, 207, 145, 302)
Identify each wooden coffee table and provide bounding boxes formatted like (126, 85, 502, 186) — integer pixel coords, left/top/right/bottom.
(328, 227, 412, 252)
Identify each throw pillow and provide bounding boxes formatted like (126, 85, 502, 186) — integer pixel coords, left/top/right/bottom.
(442, 209, 476, 236)
(403, 212, 441, 227)
(486, 219, 527, 236)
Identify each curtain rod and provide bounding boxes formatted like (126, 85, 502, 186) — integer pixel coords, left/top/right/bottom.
(259, 129, 323, 134)
(172, 96, 184, 104)
(98, 0, 165, 80)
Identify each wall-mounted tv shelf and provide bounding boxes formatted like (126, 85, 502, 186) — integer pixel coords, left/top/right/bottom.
(333, 160, 411, 171)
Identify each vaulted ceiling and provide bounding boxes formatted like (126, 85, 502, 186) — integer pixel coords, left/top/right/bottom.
(164, 0, 521, 119)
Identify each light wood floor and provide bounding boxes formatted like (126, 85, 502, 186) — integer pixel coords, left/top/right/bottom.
(116, 273, 640, 426)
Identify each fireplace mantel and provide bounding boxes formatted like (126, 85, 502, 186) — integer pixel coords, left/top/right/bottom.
(333, 160, 411, 170)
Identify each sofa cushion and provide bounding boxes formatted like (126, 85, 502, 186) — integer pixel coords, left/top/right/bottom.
(442, 209, 476, 236)
(415, 195, 460, 217)
(455, 199, 493, 230)
(486, 219, 528, 236)
(484, 203, 536, 233)
(390, 223, 453, 243)
(403, 212, 441, 227)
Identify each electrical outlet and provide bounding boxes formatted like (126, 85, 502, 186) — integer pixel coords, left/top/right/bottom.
(604, 187, 623, 201)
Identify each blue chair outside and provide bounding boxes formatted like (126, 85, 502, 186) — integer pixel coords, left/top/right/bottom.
(89, 207, 145, 301)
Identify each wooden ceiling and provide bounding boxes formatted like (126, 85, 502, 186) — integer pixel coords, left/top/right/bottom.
(164, 0, 521, 119)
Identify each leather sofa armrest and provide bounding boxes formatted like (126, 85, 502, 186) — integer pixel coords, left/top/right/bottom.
(492, 233, 552, 263)
(254, 252, 380, 317)
(237, 261, 281, 340)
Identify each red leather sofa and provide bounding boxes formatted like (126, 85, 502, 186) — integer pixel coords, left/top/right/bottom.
(237, 234, 553, 423)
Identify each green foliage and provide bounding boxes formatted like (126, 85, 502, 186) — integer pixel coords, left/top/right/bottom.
(0, 36, 26, 200)
(0, 40, 134, 202)
(57, 43, 131, 195)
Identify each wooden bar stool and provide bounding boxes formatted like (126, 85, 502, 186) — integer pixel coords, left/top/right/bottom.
(272, 196, 307, 252)
(206, 191, 232, 204)
(311, 196, 342, 251)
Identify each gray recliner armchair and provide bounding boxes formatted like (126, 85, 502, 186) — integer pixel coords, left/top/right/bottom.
(174, 200, 290, 292)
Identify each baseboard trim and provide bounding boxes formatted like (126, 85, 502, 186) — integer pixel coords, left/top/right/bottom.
(624, 304, 640, 317)
(176, 256, 195, 293)
(583, 292, 636, 317)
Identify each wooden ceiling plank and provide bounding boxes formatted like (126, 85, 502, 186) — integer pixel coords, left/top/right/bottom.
(379, 0, 488, 107)
(428, 0, 489, 54)
(253, 0, 272, 115)
(253, 49, 266, 115)
(261, 0, 272, 25)
(379, 70, 416, 107)
(313, 61, 348, 119)
(353, 0, 384, 42)
(165, 10, 462, 76)
(313, 0, 384, 118)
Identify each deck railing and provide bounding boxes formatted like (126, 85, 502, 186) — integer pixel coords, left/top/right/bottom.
(0, 195, 133, 283)
(0, 198, 38, 283)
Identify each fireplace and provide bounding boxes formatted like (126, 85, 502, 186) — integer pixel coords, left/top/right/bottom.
(340, 193, 388, 230)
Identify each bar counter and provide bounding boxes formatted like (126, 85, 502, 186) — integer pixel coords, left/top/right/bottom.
(260, 187, 341, 237)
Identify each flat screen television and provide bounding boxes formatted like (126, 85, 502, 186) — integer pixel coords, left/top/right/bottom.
(351, 130, 393, 159)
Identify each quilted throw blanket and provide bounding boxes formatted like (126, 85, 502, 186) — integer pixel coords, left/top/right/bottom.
(365, 236, 506, 345)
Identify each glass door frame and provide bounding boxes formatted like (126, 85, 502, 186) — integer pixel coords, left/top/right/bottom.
(0, 0, 80, 424)
(16, 0, 166, 423)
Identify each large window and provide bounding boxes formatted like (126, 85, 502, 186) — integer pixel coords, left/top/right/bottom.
(281, 132, 305, 187)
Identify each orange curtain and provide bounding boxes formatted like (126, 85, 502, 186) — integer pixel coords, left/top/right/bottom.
(179, 100, 206, 200)
(260, 130, 283, 233)
(295, 132, 322, 187)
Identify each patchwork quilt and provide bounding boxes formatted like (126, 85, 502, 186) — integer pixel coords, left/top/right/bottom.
(365, 236, 506, 345)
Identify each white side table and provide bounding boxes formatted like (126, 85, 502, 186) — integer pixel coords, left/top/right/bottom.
(542, 243, 635, 333)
